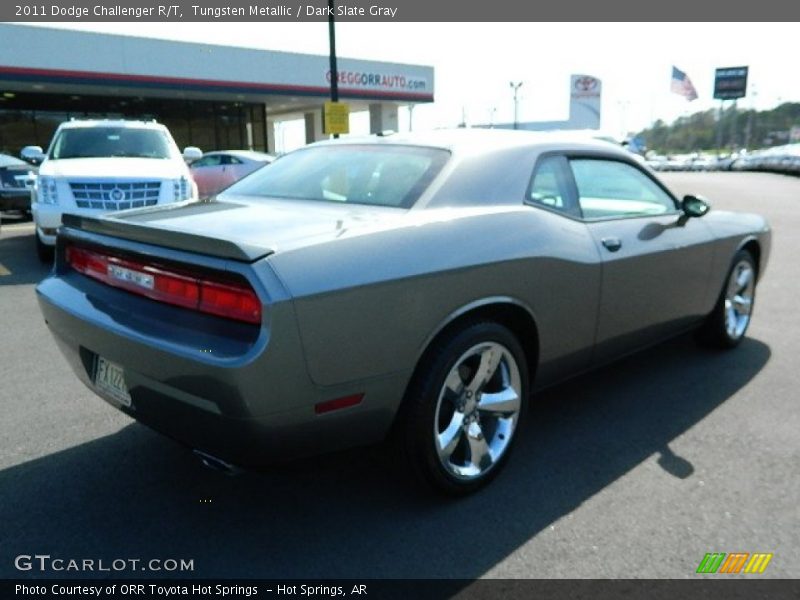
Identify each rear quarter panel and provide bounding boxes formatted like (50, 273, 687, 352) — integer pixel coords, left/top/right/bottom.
(267, 206, 602, 388)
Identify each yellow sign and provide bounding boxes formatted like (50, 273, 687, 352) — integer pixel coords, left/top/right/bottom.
(324, 102, 350, 135)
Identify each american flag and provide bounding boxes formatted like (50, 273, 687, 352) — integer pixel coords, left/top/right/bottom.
(671, 66, 698, 101)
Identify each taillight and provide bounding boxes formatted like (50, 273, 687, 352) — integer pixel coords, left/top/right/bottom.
(199, 280, 262, 323)
(66, 245, 261, 324)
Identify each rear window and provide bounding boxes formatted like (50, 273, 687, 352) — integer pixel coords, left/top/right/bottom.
(225, 144, 450, 209)
(50, 127, 173, 160)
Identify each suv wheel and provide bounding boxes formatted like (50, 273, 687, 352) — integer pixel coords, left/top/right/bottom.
(35, 230, 54, 263)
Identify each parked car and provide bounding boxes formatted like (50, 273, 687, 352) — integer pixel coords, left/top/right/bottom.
(716, 153, 740, 171)
(731, 144, 800, 175)
(23, 119, 201, 261)
(689, 154, 718, 171)
(0, 153, 37, 211)
(190, 150, 274, 198)
(36, 129, 771, 495)
(645, 154, 669, 171)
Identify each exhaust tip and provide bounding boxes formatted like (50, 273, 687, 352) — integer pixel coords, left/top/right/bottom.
(193, 449, 243, 476)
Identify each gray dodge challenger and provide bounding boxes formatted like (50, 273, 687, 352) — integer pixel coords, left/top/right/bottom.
(36, 129, 771, 494)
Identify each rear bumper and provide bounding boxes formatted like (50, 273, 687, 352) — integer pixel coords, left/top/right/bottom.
(36, 266, 406, 466)
(43, 323, 292, 464)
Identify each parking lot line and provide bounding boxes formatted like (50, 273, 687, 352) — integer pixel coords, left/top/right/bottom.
(0, 222, 35, 231)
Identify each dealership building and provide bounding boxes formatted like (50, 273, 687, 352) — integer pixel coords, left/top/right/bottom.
(0, 24, 434, 155)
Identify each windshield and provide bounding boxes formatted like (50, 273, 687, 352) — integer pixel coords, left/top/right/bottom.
(225, 144, 450, 209)
(50, 127, 173, 160)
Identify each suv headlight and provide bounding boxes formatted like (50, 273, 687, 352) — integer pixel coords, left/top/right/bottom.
(172, 176, 193, 201)
(37, 176, 59, 205)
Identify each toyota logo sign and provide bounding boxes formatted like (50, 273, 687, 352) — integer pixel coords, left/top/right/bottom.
(574, 77, 598, 92)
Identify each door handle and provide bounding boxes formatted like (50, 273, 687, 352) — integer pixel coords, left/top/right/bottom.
(601, 237, 622, 252)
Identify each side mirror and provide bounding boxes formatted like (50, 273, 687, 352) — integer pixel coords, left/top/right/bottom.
(681, 194, 710, 218)
(183, 146, 203, 162)
(21, 145, 45, 165)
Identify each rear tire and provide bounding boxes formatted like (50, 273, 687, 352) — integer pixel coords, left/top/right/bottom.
(397, 321, 529, 495)
(35, 230, 54, 263)
(697, 250, 757, 349)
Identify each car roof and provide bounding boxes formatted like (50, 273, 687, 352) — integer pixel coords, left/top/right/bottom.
(310, 127, 632, 159)
(57, 119, 167, 130)
(201, 150, 275, 161)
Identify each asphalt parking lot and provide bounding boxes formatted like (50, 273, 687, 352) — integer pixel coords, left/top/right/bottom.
(0, 172, 798, 580)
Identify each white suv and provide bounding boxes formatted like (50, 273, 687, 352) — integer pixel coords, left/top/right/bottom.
(23, 119, 201, 261)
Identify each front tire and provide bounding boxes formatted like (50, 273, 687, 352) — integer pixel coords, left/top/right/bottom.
(35, 230, 54, 263)
(697, 250, 757, 348)
(398, 321, 529, 495)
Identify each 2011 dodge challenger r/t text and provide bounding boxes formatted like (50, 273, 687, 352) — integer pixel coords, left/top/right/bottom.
(36, 129, 771, 494)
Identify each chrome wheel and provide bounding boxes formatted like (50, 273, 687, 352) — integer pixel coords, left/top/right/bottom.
(724, 259, 755, 341)
(433, 341, 522, 481)
(696, 250, 758, 350)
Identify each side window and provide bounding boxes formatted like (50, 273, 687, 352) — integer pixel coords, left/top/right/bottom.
(570, 159, 676, 219)
(527, 155, 578, 217)
(220, 155, 243, 165)
(194, 155, 222, 168)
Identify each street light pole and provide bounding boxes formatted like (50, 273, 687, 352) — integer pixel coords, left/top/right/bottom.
(328, 0, 339, 138)
(509, 81, 523, 130)
(745, 84, 757, 149)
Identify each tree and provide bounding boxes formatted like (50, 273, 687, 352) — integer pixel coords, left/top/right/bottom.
(638, 103, 800, 153)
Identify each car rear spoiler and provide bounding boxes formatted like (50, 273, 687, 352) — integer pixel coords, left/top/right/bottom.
(61, 213, 275, 263)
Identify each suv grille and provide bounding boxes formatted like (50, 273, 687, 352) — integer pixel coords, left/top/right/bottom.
(70, 181, 162, 210)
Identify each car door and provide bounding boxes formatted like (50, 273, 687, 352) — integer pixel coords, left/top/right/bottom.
(566, 156, 715, 362)
(524, 154, 602, 385)
(190, 154, 224, 198)
(218, 154, 241, 190)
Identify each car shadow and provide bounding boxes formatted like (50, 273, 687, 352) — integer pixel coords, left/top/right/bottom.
(0, 230, 52, 286)
(0, 334, 770, 579)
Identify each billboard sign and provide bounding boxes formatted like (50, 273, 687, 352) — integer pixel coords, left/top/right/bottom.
(568, 74, 602, 129)
(714, 66, 748, 100)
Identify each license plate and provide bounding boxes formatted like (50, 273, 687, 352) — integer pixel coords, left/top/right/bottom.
(94, 356, 132, 407)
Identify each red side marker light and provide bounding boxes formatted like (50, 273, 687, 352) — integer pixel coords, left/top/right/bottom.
(314, 393, 364, 415)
